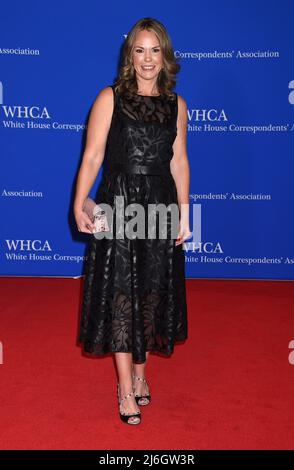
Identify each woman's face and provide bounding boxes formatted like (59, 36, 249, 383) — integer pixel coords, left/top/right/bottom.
(132, 30, 163, 85)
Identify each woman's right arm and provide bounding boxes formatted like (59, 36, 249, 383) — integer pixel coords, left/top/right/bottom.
(74, 86, 114, 233)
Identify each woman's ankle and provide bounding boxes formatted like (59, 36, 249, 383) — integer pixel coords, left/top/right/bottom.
(118, 382, 133, 397)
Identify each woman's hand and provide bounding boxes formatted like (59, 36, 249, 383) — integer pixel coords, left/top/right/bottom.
(74, 207, 96, 234)
(175, 217, 192, 246)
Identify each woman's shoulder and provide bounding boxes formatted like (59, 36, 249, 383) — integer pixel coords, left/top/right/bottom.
(92, 85, 115, 105)
(96, 85, 115, 99)
(176, 93, 187, 111)
(90, 86, 115, 117)
(176, 91, 186, 103)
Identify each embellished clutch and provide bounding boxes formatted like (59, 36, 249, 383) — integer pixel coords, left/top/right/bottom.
(82, 197, 109, 233)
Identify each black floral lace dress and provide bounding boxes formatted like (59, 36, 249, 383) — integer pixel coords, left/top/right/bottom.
(78, 85, 188, 364)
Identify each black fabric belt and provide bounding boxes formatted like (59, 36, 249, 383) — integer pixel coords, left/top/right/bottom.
(107, 162, 171, 175)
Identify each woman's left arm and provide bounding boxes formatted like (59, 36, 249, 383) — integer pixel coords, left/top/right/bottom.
(170, 94, 192, 245)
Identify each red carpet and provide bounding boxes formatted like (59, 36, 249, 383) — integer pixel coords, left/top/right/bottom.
(0, 277, 293, 450)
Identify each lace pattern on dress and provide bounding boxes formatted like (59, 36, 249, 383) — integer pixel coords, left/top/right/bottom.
(117, 90, 176, 125)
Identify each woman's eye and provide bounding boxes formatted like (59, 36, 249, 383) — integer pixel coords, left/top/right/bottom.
(135, 48, 160, 53)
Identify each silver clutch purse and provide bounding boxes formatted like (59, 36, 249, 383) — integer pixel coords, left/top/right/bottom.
(82, 197, 109, 233)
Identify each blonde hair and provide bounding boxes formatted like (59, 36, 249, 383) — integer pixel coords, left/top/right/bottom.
(114, 17, 180, 100)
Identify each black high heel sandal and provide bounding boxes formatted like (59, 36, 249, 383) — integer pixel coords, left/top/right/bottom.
(132, 375, 151, 406)
(117, 383, 141, 425)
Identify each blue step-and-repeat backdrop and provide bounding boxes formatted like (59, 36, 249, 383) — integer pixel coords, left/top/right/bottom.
(1, 1, 293, 280)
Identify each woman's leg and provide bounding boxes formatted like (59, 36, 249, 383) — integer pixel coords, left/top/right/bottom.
(132, 352, 150, 402)
(115, 352, 140, 423)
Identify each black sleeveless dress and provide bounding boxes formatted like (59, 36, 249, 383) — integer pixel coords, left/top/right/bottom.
(78, 85, 188, 364)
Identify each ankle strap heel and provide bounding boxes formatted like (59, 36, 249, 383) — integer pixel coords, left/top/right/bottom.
(117, 383, 141, 425)
(132, 375, 151, 406)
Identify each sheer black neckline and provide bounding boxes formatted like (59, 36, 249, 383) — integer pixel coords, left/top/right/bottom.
(120, 89, 169, 101)
(118, 88, 174, 124)
(135, 93, 162, 98)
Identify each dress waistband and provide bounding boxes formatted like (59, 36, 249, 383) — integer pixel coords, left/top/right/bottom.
(107, 162, 171, 175)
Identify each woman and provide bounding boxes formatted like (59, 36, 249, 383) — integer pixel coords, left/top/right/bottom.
(74, 17, 191, 425)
